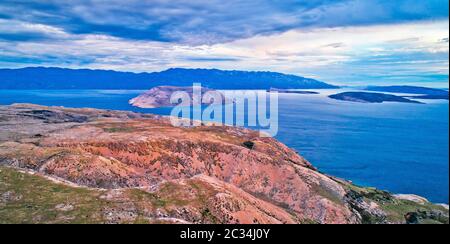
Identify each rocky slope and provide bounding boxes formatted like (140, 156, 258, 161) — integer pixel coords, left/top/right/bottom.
(0, 104, 448, 224)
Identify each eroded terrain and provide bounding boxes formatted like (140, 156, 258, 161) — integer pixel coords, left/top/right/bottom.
(0, 104, 447, 224)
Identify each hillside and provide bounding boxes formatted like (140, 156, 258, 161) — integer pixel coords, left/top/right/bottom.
(0, 104, 447, 224)
(0, 67, 337, 90)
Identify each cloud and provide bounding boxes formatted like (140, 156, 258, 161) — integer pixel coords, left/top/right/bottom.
(184, 57, 242, 62)
(0, 0, 448, 44)
(1, 18, 448, 86)
(0, 18, 69, 41)
(0, 1, 448, 87)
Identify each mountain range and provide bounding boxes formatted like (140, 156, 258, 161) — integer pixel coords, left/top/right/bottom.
(0, 67, 337, 90)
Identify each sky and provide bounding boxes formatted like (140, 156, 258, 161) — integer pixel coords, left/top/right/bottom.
(0, 0, 449, 87)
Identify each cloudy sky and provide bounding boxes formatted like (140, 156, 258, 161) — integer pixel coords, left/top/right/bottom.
(0, 0, 448, 87)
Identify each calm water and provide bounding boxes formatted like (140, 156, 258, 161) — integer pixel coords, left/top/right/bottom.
(0, 89, 448, 203)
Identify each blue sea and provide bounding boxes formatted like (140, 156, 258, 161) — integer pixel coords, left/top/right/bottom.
(0, 89, 448, 203)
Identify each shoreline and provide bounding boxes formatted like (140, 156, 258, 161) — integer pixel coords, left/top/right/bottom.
(1, 102, 448, 205)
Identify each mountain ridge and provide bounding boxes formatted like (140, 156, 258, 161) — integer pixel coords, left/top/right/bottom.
(0, 67, 337, 90)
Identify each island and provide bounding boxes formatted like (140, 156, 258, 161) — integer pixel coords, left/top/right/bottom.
(129, 86, 227, 108)
(0, 104, 447, 224)
(365, 85, 449, 96)
(329, 92, 424, 104)
(403, 94, 449, 100)
(267, 88, 319, 94)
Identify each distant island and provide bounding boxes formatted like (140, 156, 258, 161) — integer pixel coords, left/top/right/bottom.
(365, 86, 449, 97)
(403, 94, 449, 100)
(267, 88, 319, 94)
(329, 92, 423, 104)
(0, 67, 337, 90)
(129, 86, 227, 108)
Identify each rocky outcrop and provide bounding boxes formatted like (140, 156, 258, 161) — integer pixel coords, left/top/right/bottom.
(394, 194, 429, 204)
(0, 104, 447, 224)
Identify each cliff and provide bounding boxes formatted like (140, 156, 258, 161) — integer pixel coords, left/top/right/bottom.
(0, 104, 447, 224)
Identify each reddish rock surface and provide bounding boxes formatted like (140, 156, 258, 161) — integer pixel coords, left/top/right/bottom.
(2, 104, 446, 224)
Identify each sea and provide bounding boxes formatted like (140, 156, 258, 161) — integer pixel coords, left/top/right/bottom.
(0, 89, 448, 203)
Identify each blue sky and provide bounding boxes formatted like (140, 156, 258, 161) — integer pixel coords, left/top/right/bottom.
(0, 0, 448, 87)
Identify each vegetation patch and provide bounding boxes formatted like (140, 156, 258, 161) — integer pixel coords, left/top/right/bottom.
(127, 189, 167, 208)
(381, 200, 449, 224)
(242, 141, 255, 150)
(311, 183, 344, 206)
(0, 166, 189, 224)
(0, 166, 107, 223)
(342, 183, 449, 224)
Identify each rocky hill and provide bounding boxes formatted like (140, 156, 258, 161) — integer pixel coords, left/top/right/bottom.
(0, 104, 447, 224)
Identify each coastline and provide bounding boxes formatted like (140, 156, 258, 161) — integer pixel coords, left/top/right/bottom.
(0, 103, 448, 224)
(0, 89, 448, 204)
